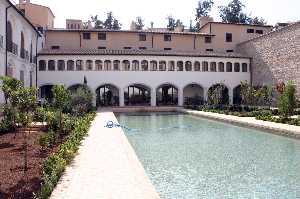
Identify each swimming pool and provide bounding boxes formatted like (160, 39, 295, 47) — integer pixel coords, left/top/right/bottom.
(117, 112, 300, 199)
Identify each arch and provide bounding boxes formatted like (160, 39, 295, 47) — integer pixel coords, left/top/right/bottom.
(208, 83, 229, 105)
(122, 60, 130, 71)
(218, 62, 225, 72)
(194, 61, 201, 71)
(48, 60, 55, 71)
(159, 61, 166, 71)
(96, 84, 119, 107)
(57, 60, 65, 71)
(39, 60, 46, 71)
(20, 31, 25, 58)
(150, 60, 157, 71)
(234, 63, 240, 72)
(202, 61, 208, 72)
(156, 83, 178, 106)
(132, 60, 139, 71)
(95, 60, 103, 71)
(113, 60, 120, 70)
(124, 84, 151, 106)
(226, 62, 232, 72)
(168, 61, 175, 71)
(86, 60, 93, 70)
(68, 84, 92, 94)
(242, 63, 248, 72)
(104, 60, 111, 70)
(76, 60, 83, 71)
(210, 62, 217, 72)
(39, 84, 54, 100)
(183, 83, 204, 105)
(233, 85, 242, 105)
(141, 60, 148, 71)
(67, 60, 75, 71)
(177, 61, 183, 71)
(185, 61, 192, 71)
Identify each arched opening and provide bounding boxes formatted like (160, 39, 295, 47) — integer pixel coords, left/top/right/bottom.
(234, 63, 240, 72)
(68, 84, 90, 93)
(96, 84, 119, 107)
(67, 60, 75, 71)
(150, 60, 157, 71)
(210, 62, 217, 72)
(39, 60, 46, 71)
(183, 84, 204, 105)
(156, 84, 178, 106)
(113, 60, 120, 70)
(40, 85, 54, 101)
(132, 60, 139, 71)
(159, 61, 166, 71)
(233, 85, 242, 105)
(20, 32, 25, 59)
(76, 60, 83, 71)
(95, 60, 103, 71)
(202, 61, 208, 71)
(86, 60, 93, 70)
(168, 61, 175, 71)
(122, 60, 130, 71)
(177, 61, 183, 71)
(194, 61, 201, 71)
(48, 60, 55, 71)
(141, 60, 148, 71)
(104, 60, 111, 70)
(185, 61, 192, 71)
(242, 63, 248, 72)
(58, 60, 65, 71)
(208, 84, 229, 105)
(226, 62, 232, 72)
(124, 84, 151, 106)
(218, 62, 225, 72)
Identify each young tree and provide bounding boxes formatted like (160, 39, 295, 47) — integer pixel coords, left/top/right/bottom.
(134, 16, 145, 30)
(195, 0, 214, 31)
(278, 81, 296, 118)
(166, 16, 176, 31)
(112, 19, 122, 30)
(91, 15, 104, 29)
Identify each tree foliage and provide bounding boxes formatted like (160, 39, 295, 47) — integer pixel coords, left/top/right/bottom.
(207, 84, 229, 106)
(194, 0, 214, 31)
(90, 12, 122, 30)
(166, 16, 184, 31)
(134, 16, 145, 30)
(219, 0, 266, 25)
(278, 81, 296, 118)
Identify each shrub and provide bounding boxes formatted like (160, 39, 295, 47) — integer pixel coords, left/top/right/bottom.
(34, 107, 48, 122)
(278, 81, 296, 118)
(39, 131, 57, 149)
(70, 86, 93, 116)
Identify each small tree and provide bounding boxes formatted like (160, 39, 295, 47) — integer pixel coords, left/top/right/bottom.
(195, 0, 214, 30)
(166, 15, 176, 31)
(278, 81, 296, 118)
(134, 16, 144, 30)
(52, 85, 70, 134)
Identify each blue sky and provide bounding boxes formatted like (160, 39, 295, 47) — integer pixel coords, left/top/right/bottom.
(26, 0, 300, 28)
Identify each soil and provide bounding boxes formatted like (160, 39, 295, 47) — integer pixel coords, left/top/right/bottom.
(0, 130, 53, 199)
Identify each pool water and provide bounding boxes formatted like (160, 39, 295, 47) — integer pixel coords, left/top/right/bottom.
(117, 113, 300, 199)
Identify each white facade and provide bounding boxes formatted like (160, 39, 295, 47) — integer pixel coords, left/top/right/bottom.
(38, 54, 250, 106)
(0, 0, 41, 103)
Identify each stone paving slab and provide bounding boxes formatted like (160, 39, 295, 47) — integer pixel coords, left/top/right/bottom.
(181, 109, 300, 139)
(50, 112, 160, 199)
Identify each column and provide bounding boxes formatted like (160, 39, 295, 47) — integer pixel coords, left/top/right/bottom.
(228, 87, 233, 105)
(203, 87, 208, 104)
(151, 89, 156, 107)
(178, 88, 183, 106)
(119, 87, 124, 107)
(92, 89, 97, 107)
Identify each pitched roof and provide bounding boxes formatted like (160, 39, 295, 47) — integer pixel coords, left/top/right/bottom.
(38, 48, 250, 59)
(199, 21, 273, 31)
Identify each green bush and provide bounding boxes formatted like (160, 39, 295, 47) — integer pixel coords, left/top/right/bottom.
(0, 119, 15, 134)
(39, 131, 57, 149)
(37, 113, 95, 199)
(278, 82, 296, 118)
(69, 86, 93, 116)
(34, 107, 48, 122)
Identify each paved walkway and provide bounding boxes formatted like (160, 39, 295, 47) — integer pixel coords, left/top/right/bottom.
(50, 112, 160, 199)
(181, 109, 300, 139)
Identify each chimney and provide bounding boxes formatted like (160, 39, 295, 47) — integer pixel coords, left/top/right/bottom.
(175, 25, 184, 32)
(199, 16, 213, 28)
(88, 20, 93, 29)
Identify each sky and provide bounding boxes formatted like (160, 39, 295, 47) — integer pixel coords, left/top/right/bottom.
(23, 0, 300, 29)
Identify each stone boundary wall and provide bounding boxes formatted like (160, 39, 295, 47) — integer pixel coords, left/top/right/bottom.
(237, 22, 300, 98)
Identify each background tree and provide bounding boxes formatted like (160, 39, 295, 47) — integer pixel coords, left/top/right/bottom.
(195, 0, 214, 31)
(134, 16, 145, 30)
(219, 0, 266, 25)
(91, 15, 104, 29)
(167, 16, 176, 31)
(278, 81, 296, 118)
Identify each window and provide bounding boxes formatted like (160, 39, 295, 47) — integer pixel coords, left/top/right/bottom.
(48, 60, 55, 71)
(83, 33, 91, 40)
(164, 48, 172, 51)
(132, 60, 139, 71)
(218, 62, 225, 72)
(202, 61, 208, 72)
(122, 60, 130, 71)
(113, 60, 120, 70)
(247, 29, 254, 33)
(206, 49, 213, 52)
(98, 33, 106, 40)
(141, 60, 148, 71)
(139, 34, 146, 41)
(242, 63, 248, 72)
(51, 46, 60, 50)
(67, 60, 74, 71)
(57, 60, 65, 71)
(124, 47, 132, 49)
(98, 46, 106, 49)
(177, 61, 183, 71)
(194, 61, 201, 71)
(86, 60, 93, 70)
(139, 47, 147, 50)
(104, 60, 111, 70)
(226, 33, 232, 42)
(185, 61, 192, 71)
(205, 37, 212, 43)
(234, 63, 240, 72)
(164, 34, 172, 41)
(39, 60, 46, 71)
(210, 62, 217, 72)
(256, 30, 264, 34)
(159, 61, 166, 71)
(226, 50, 234, 53)
(226, 62, 232, 72)
(168, 61, 175, 71)
(150, 61, 157, 71)
(76, 60, 83, 71)
(95, 60, 103, 71)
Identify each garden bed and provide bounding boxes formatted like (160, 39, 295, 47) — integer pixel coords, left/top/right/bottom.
(0, 130, 58, 198)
